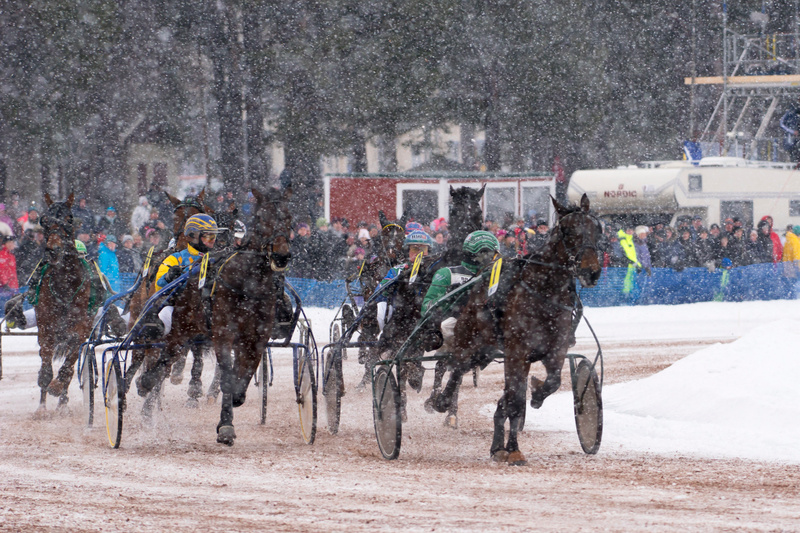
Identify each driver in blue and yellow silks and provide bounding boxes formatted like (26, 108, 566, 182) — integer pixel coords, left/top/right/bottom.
(156, 214, 220, 289)
(141, 213, 223, 338)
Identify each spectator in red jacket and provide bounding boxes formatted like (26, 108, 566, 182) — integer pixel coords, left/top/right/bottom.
(0, 235, 19, 292)
(760, 215, 783, 262)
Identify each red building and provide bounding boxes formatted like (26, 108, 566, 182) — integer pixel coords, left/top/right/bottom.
(324, 172, 555, 226)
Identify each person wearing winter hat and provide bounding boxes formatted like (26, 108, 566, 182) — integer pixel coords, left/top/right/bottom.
(782, 224, 800, 277)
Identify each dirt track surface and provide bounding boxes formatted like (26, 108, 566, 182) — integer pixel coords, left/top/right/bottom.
(1, 338, 798, 532)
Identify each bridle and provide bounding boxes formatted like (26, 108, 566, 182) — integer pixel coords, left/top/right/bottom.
(244, 197, 291, 272)
(551, 211, 603, 275)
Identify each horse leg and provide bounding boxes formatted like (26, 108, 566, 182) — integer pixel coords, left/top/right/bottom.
(443, 371, 462, 430)
(396, 363, 408, 423)
(503, 368, 529, 466)
(184, 348, 204, 408)
(53, 343, 82, 415)
(530, 358, 563, 409)
(170, 350, 188, 385)
(48, 339, 80, 402)
(35, 344, 54, 416)
(216, 346, 236, 445)
(137, 342, 179, 398)
(490, 393, 510, 462)
(231, 340, 262, 408)
(424, 360, 447, 413)
(206, 357, 221, 404)
(430, 367, 463, 414)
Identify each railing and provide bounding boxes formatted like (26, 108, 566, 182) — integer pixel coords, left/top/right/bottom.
(3, 265, 796, 317)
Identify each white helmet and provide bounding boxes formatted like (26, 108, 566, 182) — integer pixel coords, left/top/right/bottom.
(233, 219, 246, 239)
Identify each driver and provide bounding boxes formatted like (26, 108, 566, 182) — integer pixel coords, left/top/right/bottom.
(375, 230, 434, 332)
(141, 213, 223, 338)
(420, 230, 500, 355)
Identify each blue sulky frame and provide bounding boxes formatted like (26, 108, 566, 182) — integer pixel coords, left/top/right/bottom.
(367, 270, 605, 460)
(320, 275, 402, 435)
(87, 261, 319, 449)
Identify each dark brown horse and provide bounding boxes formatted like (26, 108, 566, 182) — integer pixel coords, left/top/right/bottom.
(429, 194, 603, 464)
(212, 187, 293, 445)
(33, 193, 95, 415)
(124, 190, 212, 404)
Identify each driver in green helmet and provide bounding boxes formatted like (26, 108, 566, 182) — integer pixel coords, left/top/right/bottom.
(420, 230, 500, 354)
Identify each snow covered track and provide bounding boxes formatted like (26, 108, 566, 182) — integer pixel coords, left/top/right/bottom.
(0, 301, 798, 530)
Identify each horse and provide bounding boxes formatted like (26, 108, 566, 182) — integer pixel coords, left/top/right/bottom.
(373, 185, 485, 422)
(428, 194, 603, 465)
(32, 193, 95, 415)
(124, 190, 213, 408)
(211, 187, 293, 445)
(352, 211, 407, 391)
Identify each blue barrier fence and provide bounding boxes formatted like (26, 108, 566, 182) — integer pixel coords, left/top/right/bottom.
(2, 264, 796, 317)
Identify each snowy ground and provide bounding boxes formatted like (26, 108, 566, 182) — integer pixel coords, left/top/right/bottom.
(0, 300, 799, 531)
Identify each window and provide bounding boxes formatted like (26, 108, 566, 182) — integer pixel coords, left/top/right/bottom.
(402, 189, 439, 224)
(688, 174, 702, 192)
(485, 187, 516, 226)
(790, 200, 800, 217)
(720, 200, 753, 227)
(522, 186, 550, 224)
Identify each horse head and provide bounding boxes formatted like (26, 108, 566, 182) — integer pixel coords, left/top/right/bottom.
(41, 193, 77, 261)
(448, 185, 485, 243)
(378, 210, 406, 264)
(167, 189, 211, 237)
(250, 187, 293, 272)
(551, 194, 603, 287)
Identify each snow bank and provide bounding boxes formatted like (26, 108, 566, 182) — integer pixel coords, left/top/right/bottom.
(527, 318, 800, 463)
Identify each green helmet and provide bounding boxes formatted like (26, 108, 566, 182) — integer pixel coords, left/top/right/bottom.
(74, 240, 87, 254)
(462, 230, 500, 255)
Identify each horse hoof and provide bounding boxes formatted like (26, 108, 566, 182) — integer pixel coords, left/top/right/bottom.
(188, 381, 203, 399)
(216, 425, 236, 446)
(32, 406, 50, 420)
(47, 379, 66, 398)
(170, 373, 183, 385)
(423, 397, 436, 413)
(206, 394, 218, 405)
(507, 451, 528, 466)
(530, 397, 544, 409)
(491, 449, 509, 463)
(185, 398, 199, 409)
(443, 414, 458, 430)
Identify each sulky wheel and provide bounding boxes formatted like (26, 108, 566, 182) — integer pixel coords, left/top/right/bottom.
(104, 357, 124, 449)
(331, 321, 346, 362)
(323, 348, 343, 435)
(79, 348, 95, 427)
(372, 366, 402, 460)
(296, 350, 317, 445)
(572, 359, 603, 454)
(258, 349, 270, 425)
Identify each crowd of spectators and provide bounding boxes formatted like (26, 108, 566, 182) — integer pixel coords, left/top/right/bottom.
(604, 214, 798, 274)
(0, 186, 254, 297)
(2, 183, 796, 294)
(286, 212, 551, 280)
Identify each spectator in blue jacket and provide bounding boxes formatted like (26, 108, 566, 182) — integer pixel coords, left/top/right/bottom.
(98, 235, 121, 293)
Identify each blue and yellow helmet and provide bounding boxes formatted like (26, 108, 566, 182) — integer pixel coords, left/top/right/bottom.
(184, 214, 221, 237)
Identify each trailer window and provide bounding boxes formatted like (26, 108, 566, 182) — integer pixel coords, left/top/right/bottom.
(402, 189, 438, 224)
(790, 200, 800, 217)
(485, 187, 516, 226)
(522, 186, 550, 224)
(720, 200, 753, 227)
